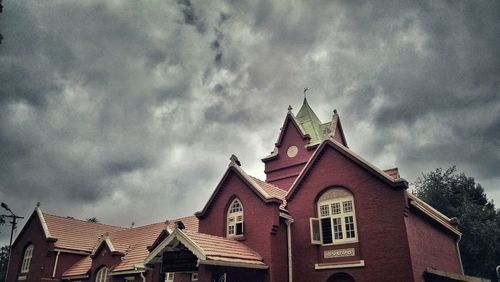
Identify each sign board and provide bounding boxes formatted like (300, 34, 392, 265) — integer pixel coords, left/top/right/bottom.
(324, 248, 355, 258)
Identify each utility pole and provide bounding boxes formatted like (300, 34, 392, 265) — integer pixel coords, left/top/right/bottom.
(1, 202, 24, 282)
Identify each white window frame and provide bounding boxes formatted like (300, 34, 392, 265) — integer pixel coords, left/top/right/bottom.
(311, 190, 358, 245)
(20, 244, 34, 273)
(227, 198, 244, 237)
(95, 267, 109, 282)
(165, 272, 174, 282)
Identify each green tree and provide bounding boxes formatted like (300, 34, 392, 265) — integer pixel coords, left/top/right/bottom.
(0, 245, 8, 282)
(414, 166, 500, 280)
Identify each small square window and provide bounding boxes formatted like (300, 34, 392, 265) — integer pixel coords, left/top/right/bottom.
(191, 272, 199, 281)
(342, 200, 353, 213)
(331, 202, 341, 214)
(320, 204, 330, 217)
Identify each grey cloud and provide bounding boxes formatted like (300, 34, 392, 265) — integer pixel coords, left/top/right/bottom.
(1, 0, 499, 244)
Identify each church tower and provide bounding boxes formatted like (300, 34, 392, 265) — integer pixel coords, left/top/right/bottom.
(261, 96, 347, 190)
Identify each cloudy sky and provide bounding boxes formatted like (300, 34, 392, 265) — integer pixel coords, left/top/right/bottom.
(1, 1, 499, 244)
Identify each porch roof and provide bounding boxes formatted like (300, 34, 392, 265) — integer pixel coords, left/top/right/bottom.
(145, 229, 268, 269)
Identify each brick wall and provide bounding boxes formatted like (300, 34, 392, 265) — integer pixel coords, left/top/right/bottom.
(197, 171, 287, 282)
(405, 208, 462, 281)
(6, 212, 57, 282)
(287, 146, 415, 282)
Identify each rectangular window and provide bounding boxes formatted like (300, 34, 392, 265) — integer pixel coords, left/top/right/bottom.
(320, 204, 330, 217)
(345, 216, 356, 238)
(191, 272, 198, 281)
(321, 218, 333, 244)
(331, 202, 341, 215)
(235, 222, 243, 235)
(332, 217, 343, 240)
(310, 218, 322, 244)
(342, 200, 353, 213)
(165, 272, 174, 282)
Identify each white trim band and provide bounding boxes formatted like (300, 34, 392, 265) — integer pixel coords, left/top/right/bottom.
(314, 260, 365, 270)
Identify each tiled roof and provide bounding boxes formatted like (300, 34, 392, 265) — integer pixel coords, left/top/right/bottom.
(165, 215, 199, 232)
(61, 256, 91, 277)
(60, 215, 198, 276)
(43, 213, 126, 252)
(183, 230, 265, 266)
(113, 216, 198, 272)
(250, 176, 288, 209)
(110, 222, 166, 272)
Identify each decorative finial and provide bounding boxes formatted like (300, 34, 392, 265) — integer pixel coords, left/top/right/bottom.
(229, 154, 241, 166)
(36, 202, 41, 208)
(304, 87, 308, 99)
(333, 109, 338, 115)
(130, 221, 135, 228)
(287, 105, 292, 113)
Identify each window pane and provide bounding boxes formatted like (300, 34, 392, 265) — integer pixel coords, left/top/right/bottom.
(345, 216, 356, 238)
(321, 218, 333, 244)
(342, 200, 353, 213)
(230, 200, 243, 213)
(331, 202, 341, 215)
(319, 204, 330, 217)
(236, 222, 243, 235)
(332, 217, 343, 240)
(228, 225, 235, 235)
(311, 219, 321, 242)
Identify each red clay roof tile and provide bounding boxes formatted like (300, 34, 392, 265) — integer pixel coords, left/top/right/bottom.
(43, 213, 126, 252)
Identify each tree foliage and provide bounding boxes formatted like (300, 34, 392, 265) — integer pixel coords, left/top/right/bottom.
(0, 245, 8, 282)
(414, 166, 500, 280)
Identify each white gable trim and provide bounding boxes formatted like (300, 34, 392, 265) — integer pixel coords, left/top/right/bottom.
(144, 229, 206, 265)
(36, 207, 52, 239)
(200, 259, 268, 269)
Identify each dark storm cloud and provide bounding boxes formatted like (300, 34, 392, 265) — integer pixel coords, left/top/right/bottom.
(177, 0, 206, 33)
(1, 0, 499, 244)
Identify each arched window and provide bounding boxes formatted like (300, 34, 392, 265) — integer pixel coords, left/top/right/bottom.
(227, 198, 244, 237)
(20, 244, 34, 273)
(310, 188, 358, 245)
(95, 266, 109, 282)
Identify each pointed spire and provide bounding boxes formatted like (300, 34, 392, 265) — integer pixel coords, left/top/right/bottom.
(296, 92, 323, 143)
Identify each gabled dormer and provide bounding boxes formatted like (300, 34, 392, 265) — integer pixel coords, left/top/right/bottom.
(262, 97, 347, 191)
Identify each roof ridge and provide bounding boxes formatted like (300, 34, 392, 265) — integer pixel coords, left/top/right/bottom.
(171, 215, 198, 222)
(43, 212, 126, 229)
(109, 222, 165, 235)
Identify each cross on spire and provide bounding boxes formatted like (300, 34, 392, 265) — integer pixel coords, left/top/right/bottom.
(304, 87, 308, 99)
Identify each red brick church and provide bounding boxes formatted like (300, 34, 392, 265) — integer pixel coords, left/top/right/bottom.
(7, 98, 474, 282)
